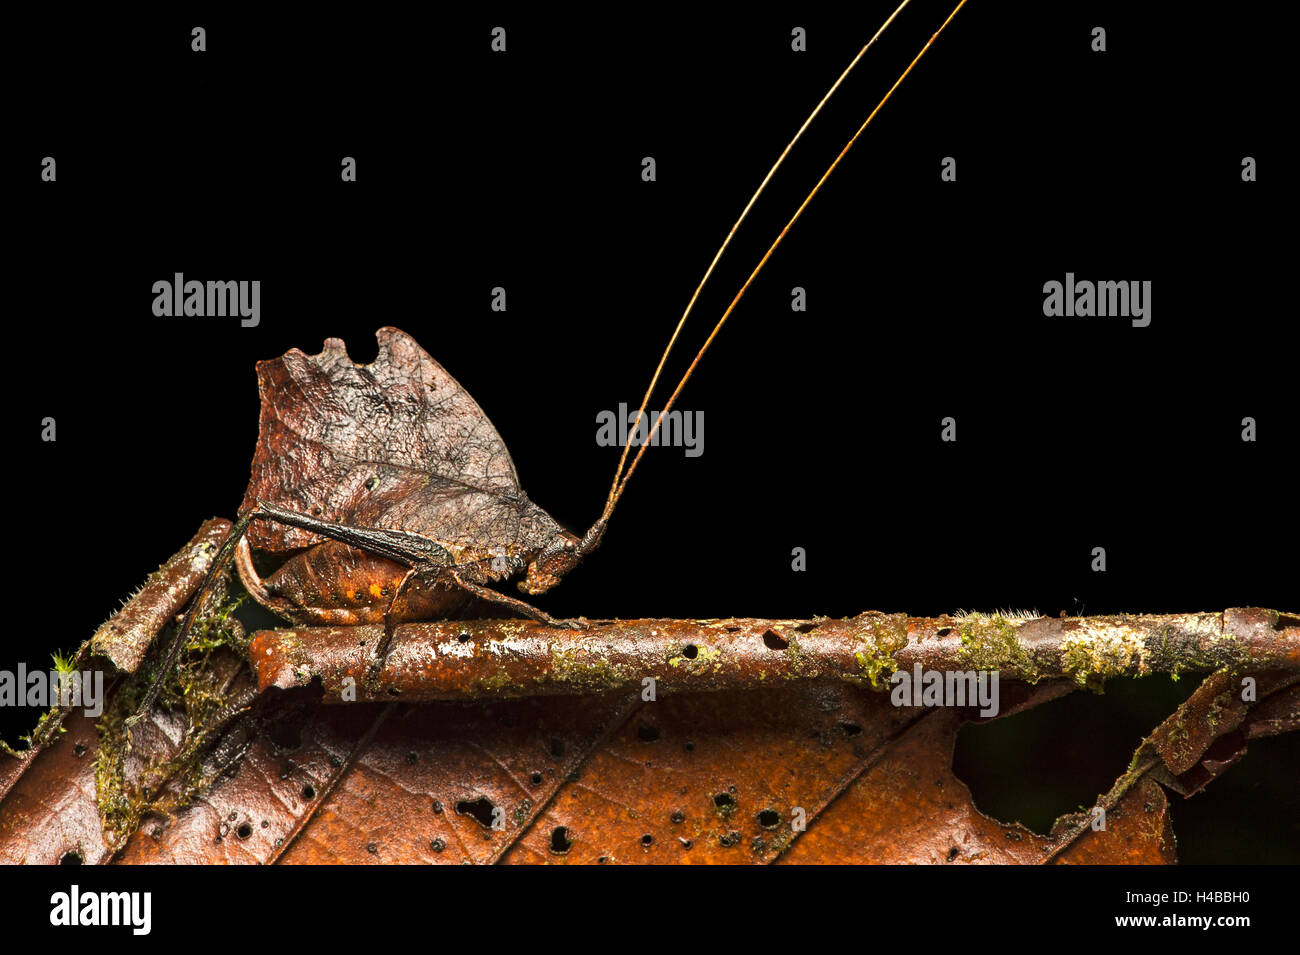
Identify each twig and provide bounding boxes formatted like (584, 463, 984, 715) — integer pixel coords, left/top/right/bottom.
(247, 607, 1300, 702)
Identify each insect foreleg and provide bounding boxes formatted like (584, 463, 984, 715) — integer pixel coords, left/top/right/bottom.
(447, 566, 588, 630)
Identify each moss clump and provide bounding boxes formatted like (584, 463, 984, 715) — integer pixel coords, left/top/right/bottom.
(94, 582, 251, 853)
(550, 646, 632, 691)
(852, 615, 909, 688)
(957, 613, 1040, 683)
(1060, 623, 1148, 691)
(0, 647, 101, 756)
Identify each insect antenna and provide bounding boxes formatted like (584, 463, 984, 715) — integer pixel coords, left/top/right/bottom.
(594, 0, 916, 545)
(587, 0, 968, 547)
(130, 2, 968, 733)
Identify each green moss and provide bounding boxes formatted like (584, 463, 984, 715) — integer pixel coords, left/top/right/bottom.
(93, 583, 251, 853)
(0, 648, 92, 754)
(852, 615, 908, 688)
(667, 643, 720, 670)
(550, 646, 632, 691)
(51, 649, 77, 676)
(956, 613, 1040, 683)
(1059, 623, 1148, 690)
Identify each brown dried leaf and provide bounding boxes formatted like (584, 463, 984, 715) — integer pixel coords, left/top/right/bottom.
(1, 661, 1292, 865)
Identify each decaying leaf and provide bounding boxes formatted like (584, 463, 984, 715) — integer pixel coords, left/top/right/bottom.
(91, 519, 233, 674)
(2, 571, 1295, 863)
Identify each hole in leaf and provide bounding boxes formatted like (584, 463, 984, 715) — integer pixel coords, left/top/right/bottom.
(530, 772, 544, 785)
(268, 714, 305, 750)
(550, 826, 573, 854)
(953, 676, 1197, 835)
(60, 851, 82, 865)
(714, 792, 736, 811)
(757, 809, 781, 829)
(762, 630, 789, 650)
(640, 834, 654, 847)
(839, 721, 863, 737)
(682, 644, 698, 660)
(456, 797, 497, 829)
(637, 723, 660, 742)
(237, 823, 253, 840)
(301, 784, 316, 801)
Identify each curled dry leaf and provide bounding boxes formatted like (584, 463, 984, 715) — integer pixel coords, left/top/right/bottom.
(91, 518, 233, 674)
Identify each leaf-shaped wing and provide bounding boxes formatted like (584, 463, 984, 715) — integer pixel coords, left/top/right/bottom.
(240, 327, 561, 557)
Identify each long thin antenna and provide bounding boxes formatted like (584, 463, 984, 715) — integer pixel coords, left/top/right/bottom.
(602, 0, 916, 518)
(605, 0, 968, 514)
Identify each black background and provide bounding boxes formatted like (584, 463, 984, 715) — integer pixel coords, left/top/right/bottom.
(6, 0, 1296, 880)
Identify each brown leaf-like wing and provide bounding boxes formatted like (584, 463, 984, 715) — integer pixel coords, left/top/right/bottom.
(241, 327, 561, 557)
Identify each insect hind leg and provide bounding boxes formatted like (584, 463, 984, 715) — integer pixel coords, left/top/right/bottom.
(128, 502, 450, 734)
(253, 501, 451, 566)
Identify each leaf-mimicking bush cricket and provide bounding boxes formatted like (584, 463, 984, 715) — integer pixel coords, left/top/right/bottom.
(127, 0, 968, 728)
